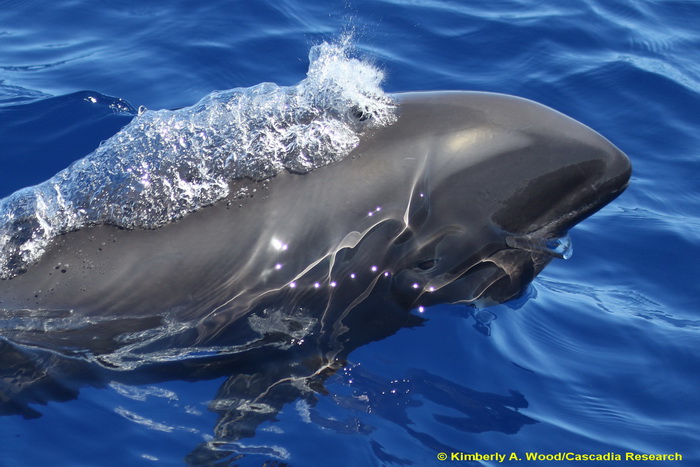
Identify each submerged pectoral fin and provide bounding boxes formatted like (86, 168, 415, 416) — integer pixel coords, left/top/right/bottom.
(463, 249, 547, 305)
(411, 261, 509, 308)
(403, 248, 549, 309)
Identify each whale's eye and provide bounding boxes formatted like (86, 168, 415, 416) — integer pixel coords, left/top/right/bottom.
(415, 259, 438, 271)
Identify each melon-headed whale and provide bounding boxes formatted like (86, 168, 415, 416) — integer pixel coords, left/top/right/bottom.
(0, 91, 630, 459)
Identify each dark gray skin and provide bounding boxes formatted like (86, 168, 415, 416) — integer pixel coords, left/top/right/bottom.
(0, 92, 630, 461)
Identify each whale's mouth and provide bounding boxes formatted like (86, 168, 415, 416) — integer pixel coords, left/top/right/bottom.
(400, 244, 547, 310)
(505, 232, 573, 260)
(503, 169, 630, 262)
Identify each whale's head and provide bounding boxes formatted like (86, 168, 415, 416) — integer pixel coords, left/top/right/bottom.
(382, 92, 631, 309)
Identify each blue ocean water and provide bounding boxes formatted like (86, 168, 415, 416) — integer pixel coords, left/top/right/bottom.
(1, 0, 699, 466)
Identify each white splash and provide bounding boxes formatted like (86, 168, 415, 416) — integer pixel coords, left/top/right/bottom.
(0, 40, 396, 278)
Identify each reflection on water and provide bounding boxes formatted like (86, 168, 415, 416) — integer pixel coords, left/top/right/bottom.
(1, 298, 537, 465)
